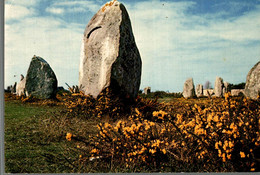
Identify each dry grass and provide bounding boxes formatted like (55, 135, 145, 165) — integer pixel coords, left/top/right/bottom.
(5, 91, 260, 173)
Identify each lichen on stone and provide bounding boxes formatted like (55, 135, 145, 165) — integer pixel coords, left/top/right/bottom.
(102, 0, 117, 12)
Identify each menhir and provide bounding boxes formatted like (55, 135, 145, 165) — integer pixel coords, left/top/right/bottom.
(79, 0, 142, 100)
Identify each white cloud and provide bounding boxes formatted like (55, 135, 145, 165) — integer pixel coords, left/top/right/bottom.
(5, 0, 38, 7)
(125, 1, 260, 91)
(51, 0, 100, 13)
(5, 4, 36, 20)
(5, 0, 38, 20)
(67, 7, 86, 13)
(5, 16, 84, 88)
(4, 0, 260, 92)
(213, 11, 260, 42)
(46, 7, 65, 15)
(4, 0, 99, 88)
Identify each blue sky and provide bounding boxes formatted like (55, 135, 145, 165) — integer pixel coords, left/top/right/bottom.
(5, 0, 260, 92)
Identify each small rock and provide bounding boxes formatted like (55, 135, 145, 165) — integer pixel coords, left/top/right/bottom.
(144, 87, 151, 95)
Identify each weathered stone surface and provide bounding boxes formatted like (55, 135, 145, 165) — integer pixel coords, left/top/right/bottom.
(79, 0, 142, 99)
(183, 78, 195, 98)
(25, 56, 57, 99)
(244, 61, 260, 99)
(16, 74, 26, 96)
(203, 89, 214, 97)
(214, 76, 224, 97)
(195, 84, 203, 97)
(231, 89, 245, 97)
(144, 87, 151, 95)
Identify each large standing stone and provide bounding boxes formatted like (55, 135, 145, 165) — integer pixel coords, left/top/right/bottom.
(25, 56, 57, 99)
(183, 78, 195, 98)
(79, 0, 142, 99)
(244, 61, 260, 99)
(16, 74, 26, 96)
(195, 84, 203, 97)
(214, 76, 224, 97)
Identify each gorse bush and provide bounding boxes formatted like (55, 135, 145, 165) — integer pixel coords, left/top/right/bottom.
(62, 88, 127, 119)
(167, 93, 260, 172)
(65, 92, 259, 172)
(8, 88, 259, 172)
(63, 88, 160, 120)
(89, 110, 169, 171)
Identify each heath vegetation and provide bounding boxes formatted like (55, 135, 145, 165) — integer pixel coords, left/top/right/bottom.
(4, 89, 260, 173)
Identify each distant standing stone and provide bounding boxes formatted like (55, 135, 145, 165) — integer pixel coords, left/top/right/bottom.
(16, 74, 26, 96)
(195, 84, 203, 97)
(224, 81, 229, 90)
(11, 82, 17, 94)
(7, 85, 12, 92)
(231, 89, 245, 97)
(183, 78, 195, 98)
(223, 81, 229, 94)
(203, 89, 214, 97)
(25, 56, 58, 99)
(214, 76, 224, 97)
(245, 61, 260, 99)
(79, 0, 142, 99)
(144, 87, 151, 95)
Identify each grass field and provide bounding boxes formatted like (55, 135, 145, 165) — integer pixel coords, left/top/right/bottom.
(3, 95, 183, 173)
(5, 101, 67, 173)
(4, 95, 106, 173)
(4, 92, 260, 173)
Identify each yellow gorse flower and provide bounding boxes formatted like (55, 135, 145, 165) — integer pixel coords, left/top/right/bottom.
(90, 148, 99, 153)
(74, 93, 260, 170)
(66, 133, 72, 141)
(240, 151, 246, 158)
(149, 149, 156, 154)
(153, 110, 168, 120)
